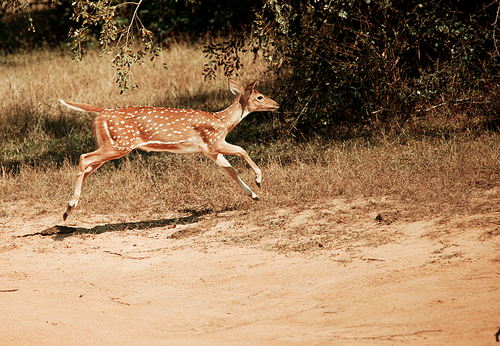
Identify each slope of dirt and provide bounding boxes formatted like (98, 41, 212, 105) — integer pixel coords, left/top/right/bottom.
(1, 199, 499, 345)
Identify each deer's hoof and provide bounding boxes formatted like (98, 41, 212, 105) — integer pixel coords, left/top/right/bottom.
(63, 203, 75, 221)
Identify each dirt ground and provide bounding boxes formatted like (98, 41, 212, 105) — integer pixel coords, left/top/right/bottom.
(1, 198, 499, 346)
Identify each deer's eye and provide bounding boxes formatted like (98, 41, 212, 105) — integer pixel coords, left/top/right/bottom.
(257, 95, 264, 101)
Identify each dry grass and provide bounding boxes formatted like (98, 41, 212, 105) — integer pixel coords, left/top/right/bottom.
(2, 42, 500, 240)
(3, 134, 500, 219)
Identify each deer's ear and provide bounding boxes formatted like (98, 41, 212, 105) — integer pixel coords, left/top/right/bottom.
(243, 80, 258, 98)
(229, 79, 244, 95)
(245, 80, 258, 92)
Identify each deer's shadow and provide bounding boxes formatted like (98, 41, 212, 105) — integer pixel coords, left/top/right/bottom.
(28, 210, 208, 241)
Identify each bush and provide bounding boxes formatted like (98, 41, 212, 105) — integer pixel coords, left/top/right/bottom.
(249, 0, 500, 137)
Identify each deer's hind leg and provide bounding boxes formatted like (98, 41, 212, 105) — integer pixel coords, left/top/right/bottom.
(64, 145, 129, 221)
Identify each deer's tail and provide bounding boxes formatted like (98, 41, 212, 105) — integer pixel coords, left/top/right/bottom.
(59, 100, 105, 113)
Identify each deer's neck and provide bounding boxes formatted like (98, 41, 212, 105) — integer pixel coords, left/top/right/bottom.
(215, 96, 249, 133)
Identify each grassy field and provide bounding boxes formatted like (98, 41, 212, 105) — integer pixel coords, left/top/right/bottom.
(2, 42, 500, 225)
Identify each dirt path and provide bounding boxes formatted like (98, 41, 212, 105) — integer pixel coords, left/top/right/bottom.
(1, 201, 499, 345)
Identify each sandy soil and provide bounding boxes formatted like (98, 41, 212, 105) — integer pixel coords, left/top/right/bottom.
(1, 198, 499, 346)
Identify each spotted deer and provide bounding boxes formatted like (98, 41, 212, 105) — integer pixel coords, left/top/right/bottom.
(59, 79, 279, 220)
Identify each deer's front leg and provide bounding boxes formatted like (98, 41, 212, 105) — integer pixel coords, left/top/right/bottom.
(206, 154, 259, 200)
(215, 142, 262, 187)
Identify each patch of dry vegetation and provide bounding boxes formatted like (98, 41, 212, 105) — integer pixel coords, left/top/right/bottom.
(2, 43, 500, 247)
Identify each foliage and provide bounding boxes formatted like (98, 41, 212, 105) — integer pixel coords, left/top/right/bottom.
(1, 0, 162, 91)
(68, 0, 164, 92)
(202, 38, 247, 80)
(245, 0, 500, 136)
(0, 0, 34, 32)
(0, 0, 256, 92)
